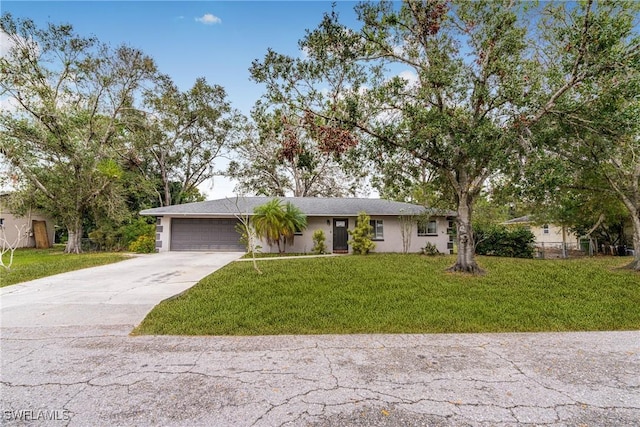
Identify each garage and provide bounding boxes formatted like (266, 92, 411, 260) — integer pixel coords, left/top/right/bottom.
(170, 218, 244, 251)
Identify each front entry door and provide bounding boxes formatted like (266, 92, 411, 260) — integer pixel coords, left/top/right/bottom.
(333, 218, 349, 253)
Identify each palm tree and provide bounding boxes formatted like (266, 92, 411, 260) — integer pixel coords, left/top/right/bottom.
(252, 199, 307, 253)
(281, 201, 307, 247)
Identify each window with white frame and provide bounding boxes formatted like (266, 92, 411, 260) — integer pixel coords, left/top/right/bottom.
(543, 224, 550, 234)
(417, 219, 437, 236)
(369, 219, 384, 240)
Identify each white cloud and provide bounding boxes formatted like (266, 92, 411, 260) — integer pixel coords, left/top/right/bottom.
(195, 13, 221, 25)
(393, 43, 405, 57)
(0, 31, 15, 58)
(398, 70, 418, 87)
(0, 96, 20, 112)
(1, 30, 39, 59)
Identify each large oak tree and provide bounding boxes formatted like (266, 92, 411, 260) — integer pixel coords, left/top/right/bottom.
(0, 15, 157, 253)
(227, 103, 364, 197)
(133, 76, 241, 206)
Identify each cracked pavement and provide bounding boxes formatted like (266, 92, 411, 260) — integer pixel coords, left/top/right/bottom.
(1, 254, 639, 426)
(2, 327, 638, 426)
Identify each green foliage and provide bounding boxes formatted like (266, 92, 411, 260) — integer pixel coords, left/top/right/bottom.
(226, 105, 363, 197)
(138, 77, 242, 206)
(421, 242, 440, 256)
(250, 0, 640, 273)
(133, 254, 640, 335)
(311, 229, 327, 254)
(348, 211, 375, 255)
(475, 225, 535, 259)
(88, 217, 155, 252)
(252, 199, 307, 253)
(120, 218, 155, 245)
(0, 14, 157, 253)
(128, 235, 155, 253)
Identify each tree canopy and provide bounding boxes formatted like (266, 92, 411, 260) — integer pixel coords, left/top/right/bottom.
(0, 14, 157, 252)
(250, 0, 640, 273)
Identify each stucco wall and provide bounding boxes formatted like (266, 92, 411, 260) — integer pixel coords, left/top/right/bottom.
(0, 211, 55, 248)
(531, 224, 580, 249)
(155, 216, 171, 252)
(261, 215, 453, 254)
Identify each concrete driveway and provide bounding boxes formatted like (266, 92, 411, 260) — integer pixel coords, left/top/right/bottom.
(1, 253, 639, 426)
(0, 252, 243, 328)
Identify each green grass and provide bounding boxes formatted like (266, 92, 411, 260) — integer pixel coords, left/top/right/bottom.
(134, 254, 640, 336)
(0, 246, 130, 287)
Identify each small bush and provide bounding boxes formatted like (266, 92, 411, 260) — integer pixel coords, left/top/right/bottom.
(89, 218, 155, 252)
(312, 229, 327, 254)
(349, 212, 375, 255)
(128, 235, 156, 253)
(421, 242, 441, 256)
(475, 225, 534, 258)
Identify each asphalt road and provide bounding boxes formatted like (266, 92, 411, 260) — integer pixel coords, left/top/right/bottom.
(1, 253, 639, 426)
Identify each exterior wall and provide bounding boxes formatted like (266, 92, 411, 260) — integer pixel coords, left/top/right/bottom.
(155, 216, 171, 252)
(263, 215, 452, 254)
(530, 224, 580, 249)
(0, 210, 55, 248)
(263, 217, 334, 254)
(369, 215, 452, 254)
(157, 215, 454, 254)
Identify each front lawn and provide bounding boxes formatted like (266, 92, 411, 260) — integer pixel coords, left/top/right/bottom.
(0, 246, 130, 287)
(134, 254, 640, 335)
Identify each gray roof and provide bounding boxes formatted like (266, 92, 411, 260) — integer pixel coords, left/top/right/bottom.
(502, 215, 532, 224)
(140, 197, 455, 217)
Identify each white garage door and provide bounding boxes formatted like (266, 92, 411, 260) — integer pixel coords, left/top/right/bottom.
(170, 218, 244, 251)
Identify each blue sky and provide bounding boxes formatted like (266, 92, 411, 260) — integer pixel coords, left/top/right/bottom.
(2, 1, 360, 115)
(2, 1, 363, 197)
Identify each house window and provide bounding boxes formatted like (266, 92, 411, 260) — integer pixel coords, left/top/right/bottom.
(294, 224, 303, 235)
(369, 219, 384, 240)
(0, 218, 4, 229)
(418, 220, 437, 236)
(543, 224, 550, 234)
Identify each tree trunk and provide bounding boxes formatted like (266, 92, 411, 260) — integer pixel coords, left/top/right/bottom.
(65, 220, 83, 254)
(447, 191, 483, 274)
(624, 210, 640, 271)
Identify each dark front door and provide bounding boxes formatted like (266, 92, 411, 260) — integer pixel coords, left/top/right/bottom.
(333, 218, 349, 252)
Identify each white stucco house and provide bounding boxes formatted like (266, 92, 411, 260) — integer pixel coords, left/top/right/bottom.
(140, 197, 456, 254)
(503, 215, 580, 250)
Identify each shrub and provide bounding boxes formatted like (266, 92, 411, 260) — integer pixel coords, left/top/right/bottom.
(128, 235, 156, 253)
(312, 229, 327, 254)
(474, 225, 535, 258)
(349, 212, 376, 255)
(421, 242, 441, 256)
(120, 218, 155, 245)
(88, 218, 155, 252)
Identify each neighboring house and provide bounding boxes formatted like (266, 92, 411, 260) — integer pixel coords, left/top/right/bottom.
(140, 197, 456, 254)
(0, 199, 55, 249)
(502, 215, 580, 251)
